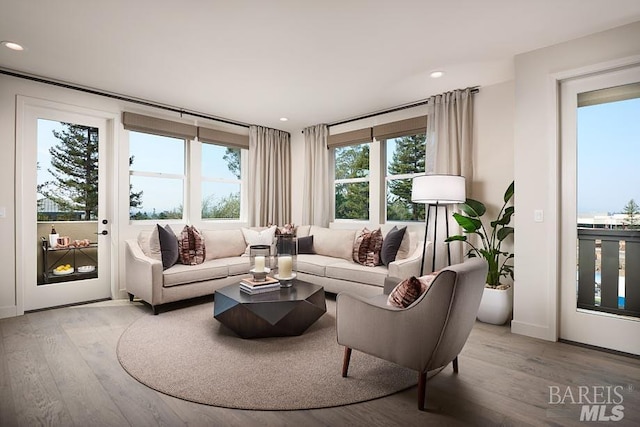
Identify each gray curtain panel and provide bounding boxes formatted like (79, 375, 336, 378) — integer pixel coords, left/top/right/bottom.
(302, 124, 330, 227)
(248, 125, 291, 226)
(425, 88, 475, 271)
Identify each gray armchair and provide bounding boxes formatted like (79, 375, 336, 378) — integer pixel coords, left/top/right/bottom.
(336, 257, 488, 410)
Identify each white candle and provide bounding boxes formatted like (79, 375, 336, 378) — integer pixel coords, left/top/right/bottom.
(279, 255, 292, 278)
(254, 255, 265, 272)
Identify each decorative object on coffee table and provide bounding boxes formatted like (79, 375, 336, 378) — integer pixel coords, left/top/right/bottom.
(275, 234, 297, 287)
(249, 244, 271, 281)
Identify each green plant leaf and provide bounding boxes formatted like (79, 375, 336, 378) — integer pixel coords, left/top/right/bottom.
(445, 235, 467, 242)
(460, 199, 485, 217)
(504, 181, 514, 203)
(497, 227, 514, 241)
(492, 206, 514, 227)
(452, 212, 482, 232)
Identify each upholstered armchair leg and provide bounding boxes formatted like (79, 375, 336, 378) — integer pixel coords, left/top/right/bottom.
(128, 293, 134, 302)
(453, 356, 459, 373)
(342, 347, 352, 377)
(418, 371, 427, 411)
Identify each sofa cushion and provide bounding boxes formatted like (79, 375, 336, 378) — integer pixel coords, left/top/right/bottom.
(139, 227, 162, 261)
(179, 225, 206, 265)
(380, 226, 406, 266)
(297, 254, 341, 276)
(296, 225, 311, 237)
(221, 256, 251, 276)
(395, 230, 416, 260)
(157, 224, 180, 270)
(203, 229, 246, 260)
(162, 260, 228, 287)
(326, 261, 388, 286)
(310, 226, 355, 261)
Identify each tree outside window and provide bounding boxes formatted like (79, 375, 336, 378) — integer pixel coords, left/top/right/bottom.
(386, 133, 426, 221)
(334, 143, 370, 220)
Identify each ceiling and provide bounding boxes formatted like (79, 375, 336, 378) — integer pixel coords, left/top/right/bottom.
(2, 0, 640, 133)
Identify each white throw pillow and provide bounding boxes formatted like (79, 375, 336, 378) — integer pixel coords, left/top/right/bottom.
(241, 226, 277, 254)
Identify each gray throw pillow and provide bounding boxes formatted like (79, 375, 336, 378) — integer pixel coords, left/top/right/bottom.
(157, 224, 179, 270)
(380, 226, 407, 266)
(298, 235, 315, 254)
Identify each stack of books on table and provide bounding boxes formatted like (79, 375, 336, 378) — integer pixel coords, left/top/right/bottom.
(240, 276, 281, 295)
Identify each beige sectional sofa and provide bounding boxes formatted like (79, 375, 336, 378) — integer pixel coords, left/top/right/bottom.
(125, 224, 425, 314)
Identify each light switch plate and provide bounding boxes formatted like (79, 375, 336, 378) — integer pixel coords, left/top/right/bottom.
(534, 209, 543, 222)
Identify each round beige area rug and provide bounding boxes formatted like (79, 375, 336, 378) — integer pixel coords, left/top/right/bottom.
(117, 299, 418, 410)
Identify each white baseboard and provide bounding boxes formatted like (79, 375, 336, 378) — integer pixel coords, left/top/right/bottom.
(511, 320, 557, 342)
(0, 305, 18, 319)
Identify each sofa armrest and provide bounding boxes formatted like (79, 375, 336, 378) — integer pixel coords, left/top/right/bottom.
(387, 240, 429, 279)
(125, 239, 164, 306)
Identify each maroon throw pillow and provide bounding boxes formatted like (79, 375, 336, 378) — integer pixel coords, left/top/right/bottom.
(387, 276, 427, 308)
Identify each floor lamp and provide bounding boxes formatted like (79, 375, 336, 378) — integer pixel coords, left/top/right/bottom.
(411, 174, 466, 275)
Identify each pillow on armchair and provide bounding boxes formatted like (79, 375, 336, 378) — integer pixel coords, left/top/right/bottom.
(387, 275, 431, 308)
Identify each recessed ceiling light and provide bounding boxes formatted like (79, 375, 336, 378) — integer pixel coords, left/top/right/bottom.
(430, 71, 444, 78)
(279, 117, 288, 122)
(1, 41, 24, 51)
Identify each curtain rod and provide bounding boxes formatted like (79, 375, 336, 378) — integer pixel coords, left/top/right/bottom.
(0, 68, 251, 129)
(327, 86, 480, 129)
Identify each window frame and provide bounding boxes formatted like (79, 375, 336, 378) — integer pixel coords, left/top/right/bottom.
(383, 132, 427, 222)
(329, 115, 427, 224)
(128, 130, 187, 222)
(333, 141, 372, 221)
(199, 141, 245, 222)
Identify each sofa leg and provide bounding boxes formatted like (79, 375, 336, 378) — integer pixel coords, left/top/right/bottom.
(153, 305, 159, 315)
(453, 356, 459, 373)
(128, 293, 134, 302)
(418, 371, 427, 411)
(342, 347, 352, 377)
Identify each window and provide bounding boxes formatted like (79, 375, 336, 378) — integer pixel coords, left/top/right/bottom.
(331, 115, 427, 222)
(201, 143, 242, 220)
(334, 143, 370, 220)
(129, 131, 185, 220)
(385, 133, 426, 221)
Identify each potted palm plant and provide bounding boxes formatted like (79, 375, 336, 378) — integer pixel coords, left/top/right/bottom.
(445, 181, 514, 324)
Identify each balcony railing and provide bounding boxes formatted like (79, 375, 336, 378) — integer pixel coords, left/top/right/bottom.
(577, 228, 640, 318)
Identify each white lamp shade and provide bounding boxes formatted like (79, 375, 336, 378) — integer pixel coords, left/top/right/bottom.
(411, 174, 466, 204)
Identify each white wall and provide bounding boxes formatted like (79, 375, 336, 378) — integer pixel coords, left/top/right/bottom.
(513, 21, 640, 340)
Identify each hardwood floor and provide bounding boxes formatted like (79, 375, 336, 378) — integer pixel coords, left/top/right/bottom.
(1, 299, 638, 427)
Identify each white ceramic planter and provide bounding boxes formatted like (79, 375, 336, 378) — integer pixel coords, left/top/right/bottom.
(476, 285, 513, 325)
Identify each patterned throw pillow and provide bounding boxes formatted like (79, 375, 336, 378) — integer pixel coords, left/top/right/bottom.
(387, 276, 428, 308)
(352, 228, 372, 265)
(365, 228, 383, 267)
(179, 225, 206, 265)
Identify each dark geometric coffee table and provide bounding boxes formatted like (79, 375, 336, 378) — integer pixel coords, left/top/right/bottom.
(213, 280, 326, 338)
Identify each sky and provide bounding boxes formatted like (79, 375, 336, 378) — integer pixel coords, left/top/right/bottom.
(577, 97, 640, 215)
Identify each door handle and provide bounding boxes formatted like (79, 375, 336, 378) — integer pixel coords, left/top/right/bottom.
(94, 230, 108, 236)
